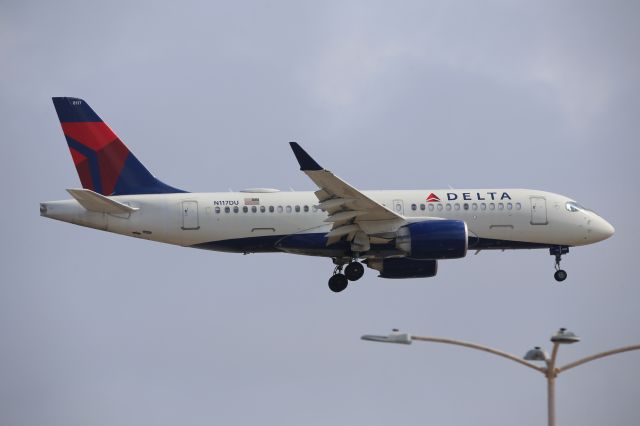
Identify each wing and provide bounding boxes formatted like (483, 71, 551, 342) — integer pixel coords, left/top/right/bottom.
(289, 142, 405, 247)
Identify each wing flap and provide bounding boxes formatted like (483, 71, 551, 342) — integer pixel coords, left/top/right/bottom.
(324, 210, 367, 223)
(326, 224, 361, 238)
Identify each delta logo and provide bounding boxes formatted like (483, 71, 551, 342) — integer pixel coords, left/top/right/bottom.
(426, 191, 512, 202)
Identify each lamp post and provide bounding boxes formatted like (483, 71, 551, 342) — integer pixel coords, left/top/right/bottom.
(361, 329, 640, 426)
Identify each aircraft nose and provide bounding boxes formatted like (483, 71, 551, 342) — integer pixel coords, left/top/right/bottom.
(589, 217, 615, 242)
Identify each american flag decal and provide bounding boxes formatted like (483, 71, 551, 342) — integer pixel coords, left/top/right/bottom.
(244, 197, 260, 205)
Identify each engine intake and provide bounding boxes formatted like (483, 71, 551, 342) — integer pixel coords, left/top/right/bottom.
(396, 220, 468, 259)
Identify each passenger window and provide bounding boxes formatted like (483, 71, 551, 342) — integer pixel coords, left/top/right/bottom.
(295, 205, 300, 213)
(286, 205, 292, 213)
(260, 206, 266, 213)
(472, 203, 478, 210)
(312, 205, 318, 212)
(454, 204, 460, 211)
(420, 204, 425, 211)
(428, 204, 435, 211)
(480, 203, 487, 210)
(445, 204, 452, 211)
(498, 203, 504, 210)
(515, 202, 522, 210)
(277, 206, 283, 213)
(437, 204, 443, 211)
(251, 206, 257, 213)
(507, 203, 512, 210)
(489, 203, 495, 210)
(224, 206, 230, 213)
(304, 205, 309, 212)
(214, 206, 221, 214)
(233, 206, 239, 213)
(242, 206, 248, 213)
(269, 206, 274, 213)
(411, 203, 417, 211)
(463, 203, 469, 210)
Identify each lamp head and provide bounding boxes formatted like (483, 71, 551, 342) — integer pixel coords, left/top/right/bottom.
(524, 346, 548, 362)
(551, 328, 580, 344)
(361, 329, 412, 345)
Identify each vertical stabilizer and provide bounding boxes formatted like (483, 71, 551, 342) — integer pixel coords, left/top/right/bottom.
(52, 97, 185, 195)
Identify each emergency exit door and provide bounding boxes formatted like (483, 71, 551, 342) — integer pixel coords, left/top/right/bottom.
(392, 199, 404, 215)
(181, 201, 200, 230)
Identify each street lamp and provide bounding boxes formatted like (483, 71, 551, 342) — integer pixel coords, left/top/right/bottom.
(362, 328, 640, 426)
(523, 328, 580, 426)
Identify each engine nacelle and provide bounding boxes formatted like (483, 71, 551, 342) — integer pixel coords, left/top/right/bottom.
(396, 220, 468, 259)
(366, 258, 438, 279)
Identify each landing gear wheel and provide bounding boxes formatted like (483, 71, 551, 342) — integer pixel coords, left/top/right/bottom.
(328, 274, 349, 293)
(344, 262, 365, 281)
(554, 269, 567, 282)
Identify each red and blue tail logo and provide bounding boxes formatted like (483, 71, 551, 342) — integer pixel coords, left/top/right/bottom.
(52, 97, 185, 196)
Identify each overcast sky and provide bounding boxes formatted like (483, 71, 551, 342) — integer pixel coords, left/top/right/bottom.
(1, 1, 639, 425)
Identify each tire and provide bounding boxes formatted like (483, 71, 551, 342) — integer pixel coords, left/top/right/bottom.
(344, 262, 365, 281)
(328, 274, 349, 292)
(554, 269, 567, 282)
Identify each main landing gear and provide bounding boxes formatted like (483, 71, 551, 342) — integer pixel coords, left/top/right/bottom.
(344, 261, 365, 281)
(550, 246, 569, 282)
(328, 259, 365, 292)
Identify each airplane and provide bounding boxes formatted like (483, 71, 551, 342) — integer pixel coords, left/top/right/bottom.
(40, 97, 615, 292)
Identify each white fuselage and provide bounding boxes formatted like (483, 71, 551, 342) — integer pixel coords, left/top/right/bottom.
(41, 188, 614, 255)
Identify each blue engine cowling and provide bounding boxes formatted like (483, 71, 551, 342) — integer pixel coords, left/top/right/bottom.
(366, 258, 438, 279)
(396, 220, 468, 259)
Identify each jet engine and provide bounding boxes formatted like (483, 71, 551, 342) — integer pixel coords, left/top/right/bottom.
(395, 220, 468, 259)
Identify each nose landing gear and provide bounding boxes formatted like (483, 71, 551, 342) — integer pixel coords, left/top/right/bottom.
(550, 246, 569, 282)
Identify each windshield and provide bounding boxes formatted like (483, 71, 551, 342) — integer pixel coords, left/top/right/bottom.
(565, 201, 591, 213)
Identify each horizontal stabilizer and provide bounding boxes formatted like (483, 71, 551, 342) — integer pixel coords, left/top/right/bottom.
(66, 188, 139, 214)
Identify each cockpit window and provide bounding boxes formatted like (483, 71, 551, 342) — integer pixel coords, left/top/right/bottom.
(565, 201, 591, 213)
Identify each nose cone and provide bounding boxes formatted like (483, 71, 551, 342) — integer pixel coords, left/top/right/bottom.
(589, 217, 615, 243)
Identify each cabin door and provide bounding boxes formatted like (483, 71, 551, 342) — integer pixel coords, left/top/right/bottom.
(530, 197, 548, 225)
(181, 201, 200, 230)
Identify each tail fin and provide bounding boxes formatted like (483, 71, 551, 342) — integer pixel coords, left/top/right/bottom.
(52, 97, 185, 196)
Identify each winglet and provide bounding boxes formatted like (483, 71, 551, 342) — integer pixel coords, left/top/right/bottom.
(289, 142, 323, 171)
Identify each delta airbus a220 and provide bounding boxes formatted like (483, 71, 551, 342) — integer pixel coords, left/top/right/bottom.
(41, 98, 615, 292)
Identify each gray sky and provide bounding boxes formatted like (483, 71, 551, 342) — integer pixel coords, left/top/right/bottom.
(1, 1, 639, 425)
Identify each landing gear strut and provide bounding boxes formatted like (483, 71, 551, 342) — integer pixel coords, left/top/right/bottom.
(550, 246, 569, 282)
